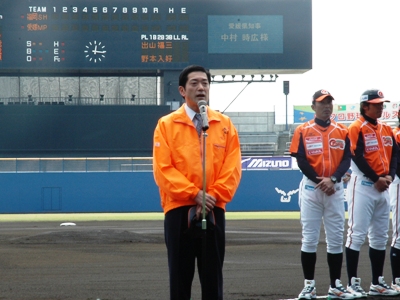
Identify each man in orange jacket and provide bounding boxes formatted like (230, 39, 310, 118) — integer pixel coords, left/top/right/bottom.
(153, 65, 242, 300)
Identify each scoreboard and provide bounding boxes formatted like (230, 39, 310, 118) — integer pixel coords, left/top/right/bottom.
(0, 0, 312, 75)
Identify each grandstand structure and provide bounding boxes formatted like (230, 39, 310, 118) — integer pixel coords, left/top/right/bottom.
(225, 112, 295, 156)
(0, 95, 295, 159)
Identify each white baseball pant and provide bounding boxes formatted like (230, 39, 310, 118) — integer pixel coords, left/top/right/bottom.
(346, 173, 390, 251)
(299, 176, 345, 253)
(389, 175, 400, 250)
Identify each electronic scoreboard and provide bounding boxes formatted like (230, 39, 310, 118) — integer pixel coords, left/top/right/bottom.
(0, 0, 311, 75)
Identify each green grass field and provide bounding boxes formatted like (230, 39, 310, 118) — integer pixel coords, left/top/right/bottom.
(0, 211, 302, 222)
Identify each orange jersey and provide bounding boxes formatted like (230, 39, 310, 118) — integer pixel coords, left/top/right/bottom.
(290, 119, 349, 177)
(348, 116, 394, 177)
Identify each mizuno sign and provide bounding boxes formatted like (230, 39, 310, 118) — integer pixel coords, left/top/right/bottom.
(241, 156, 292, 170)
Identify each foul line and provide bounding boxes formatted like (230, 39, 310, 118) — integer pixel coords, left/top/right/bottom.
(279, 296, 327, 300)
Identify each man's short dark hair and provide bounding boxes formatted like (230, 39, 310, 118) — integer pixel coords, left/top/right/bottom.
(178, 65, 211, 87)
(360, 102, 369, 115)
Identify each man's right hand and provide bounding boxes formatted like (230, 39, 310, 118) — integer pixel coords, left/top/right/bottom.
(193, 190, 216, 213)
(374, 176, 391, 192)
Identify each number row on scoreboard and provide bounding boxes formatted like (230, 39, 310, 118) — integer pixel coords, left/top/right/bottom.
(52, 7, 187, 14)
(49, 13, 189, 22)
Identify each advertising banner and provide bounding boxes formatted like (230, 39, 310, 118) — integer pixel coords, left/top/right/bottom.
(242, 156, 292, 170)
(230, 169, 302, 211)
(294, 102, 399, 124)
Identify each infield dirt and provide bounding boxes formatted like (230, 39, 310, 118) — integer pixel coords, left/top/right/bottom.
(0, 219, 394, 300)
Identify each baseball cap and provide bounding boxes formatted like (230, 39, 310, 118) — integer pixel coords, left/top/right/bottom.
(312, 89, 334, 102)
(360, 89, 390, 103)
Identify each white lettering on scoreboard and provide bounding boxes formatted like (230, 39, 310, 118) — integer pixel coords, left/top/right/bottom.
(51, 6, 187, 14)
(140, 34, 189, 41)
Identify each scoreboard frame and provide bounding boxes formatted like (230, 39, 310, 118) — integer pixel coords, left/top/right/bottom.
(0, 0, 312, 76)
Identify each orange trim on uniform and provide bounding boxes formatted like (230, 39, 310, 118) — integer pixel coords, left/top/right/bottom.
(346, 174, 358, 248)
(315, 95, 334, 102)
(365, 98, 390, 104)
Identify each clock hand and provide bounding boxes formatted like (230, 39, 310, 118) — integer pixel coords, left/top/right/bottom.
(92, 45, 98, 54)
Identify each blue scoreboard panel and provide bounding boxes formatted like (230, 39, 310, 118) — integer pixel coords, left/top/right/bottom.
(0, 0, 311, 75)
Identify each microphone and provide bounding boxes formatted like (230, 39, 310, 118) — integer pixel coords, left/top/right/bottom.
(197, 100, 209, 131)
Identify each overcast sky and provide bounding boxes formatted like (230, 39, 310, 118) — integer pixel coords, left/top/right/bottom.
(209, 0, 400, 124)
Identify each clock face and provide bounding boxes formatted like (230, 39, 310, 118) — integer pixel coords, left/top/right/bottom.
(84, 40, 107, 63)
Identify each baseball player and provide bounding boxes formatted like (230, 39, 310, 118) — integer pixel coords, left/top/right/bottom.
(388, 109, 400, 293)
(290, 89, 355, 299)
(345, 89, 399, 297)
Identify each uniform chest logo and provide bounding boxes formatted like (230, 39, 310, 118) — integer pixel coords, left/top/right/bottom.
(364, 133, 379, 152)
(305, 136, 321, 142)
(382, 136, 393, 147)
(329, 138, 345, 150)
(305, 136, 323, 155)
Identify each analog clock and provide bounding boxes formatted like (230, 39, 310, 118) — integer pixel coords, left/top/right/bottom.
(84, 40, 106, 63)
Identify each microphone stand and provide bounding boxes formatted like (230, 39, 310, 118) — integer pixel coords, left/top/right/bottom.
(197, 100, 209, 299)
(200, 128, 208, 300)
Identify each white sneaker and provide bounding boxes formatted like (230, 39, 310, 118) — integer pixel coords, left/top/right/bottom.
(391, 278, 400, 294)
(328, 279, 355, 299)
(298, 279, 316, 300)
(346, 277, 367, 298)
(369, 276, 399, 296)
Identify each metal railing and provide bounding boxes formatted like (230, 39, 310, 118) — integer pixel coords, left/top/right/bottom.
(0, 97, 158, 106)
(0, 157, 153, 173)
(240, 143, 278, 156)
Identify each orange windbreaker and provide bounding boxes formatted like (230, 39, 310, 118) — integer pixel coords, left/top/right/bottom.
(348, 116, 394, 177)
(290, 119, 349, 177)
(153, 104, 242, 214)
